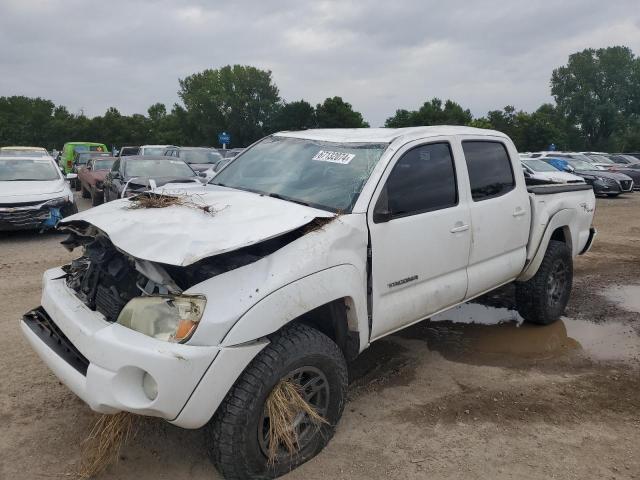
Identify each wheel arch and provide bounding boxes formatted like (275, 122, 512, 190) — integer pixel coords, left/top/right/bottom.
(220, 264, 368, 357)
(518, 210, 576, 282)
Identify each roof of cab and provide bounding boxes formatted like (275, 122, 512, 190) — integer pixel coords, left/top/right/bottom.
(274, 126, 508, 143)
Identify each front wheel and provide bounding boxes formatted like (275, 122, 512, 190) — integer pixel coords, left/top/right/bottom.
(516, 240, 572, 325)
(207, 324, 348, 479)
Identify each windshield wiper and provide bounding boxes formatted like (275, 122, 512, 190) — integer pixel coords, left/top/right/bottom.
(267, 192, 311, 207)
(5, 178, 46, 181)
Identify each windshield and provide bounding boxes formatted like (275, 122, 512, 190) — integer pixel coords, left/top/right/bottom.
(76, 153, 92, 164)
(586, 154, 613, 164)
(94, 159, 115, 170)
(0, 150, 50, 157)
(565, 159, 601, 170)
(181, 149, 223, 164)
(523, 159, 559, 172)
(141, 147, 166, 156)
(124, 159, 195, 178)
(211, 136, 388, 212)
(0, 158, 60, 181)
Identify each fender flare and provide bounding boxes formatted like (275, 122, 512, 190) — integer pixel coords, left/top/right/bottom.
(517, 209, 574, 282)
(220, 264, 369, 349)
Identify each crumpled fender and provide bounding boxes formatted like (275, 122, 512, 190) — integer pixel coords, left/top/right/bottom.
(220, 264, 368, 349)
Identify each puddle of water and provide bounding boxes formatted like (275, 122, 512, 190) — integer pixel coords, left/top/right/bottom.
(399, 303, 640, 365)
(603, 284, 640, 313)
(432, 302, 523, 325)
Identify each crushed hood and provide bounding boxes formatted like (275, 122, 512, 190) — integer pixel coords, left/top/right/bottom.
(60, 185, 334, 266)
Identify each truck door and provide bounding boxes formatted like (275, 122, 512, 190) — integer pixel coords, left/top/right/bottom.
(368, 140, 472, 339)
(461, 139, 530, 298)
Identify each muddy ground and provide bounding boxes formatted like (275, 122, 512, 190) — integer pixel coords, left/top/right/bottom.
(1, 193, 639, 480)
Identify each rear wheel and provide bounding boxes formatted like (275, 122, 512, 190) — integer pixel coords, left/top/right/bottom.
(516, 240, 572, 325)
(207, 324, 348, 479)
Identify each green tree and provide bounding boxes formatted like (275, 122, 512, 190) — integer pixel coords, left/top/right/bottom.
(385, 98, 472, 127)
(315, 96, 369, 128)
(178, 65, 281, 147)
(551, 46, 640, 150)
(270, 100, 316, 132)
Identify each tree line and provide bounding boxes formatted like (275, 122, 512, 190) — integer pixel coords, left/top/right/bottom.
(1, 46, 639, 153)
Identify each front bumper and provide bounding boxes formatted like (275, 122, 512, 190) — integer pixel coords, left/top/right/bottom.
(0, 202, 68, 231)
(21, 267, 267, 428)
(21, 268, 220, 423)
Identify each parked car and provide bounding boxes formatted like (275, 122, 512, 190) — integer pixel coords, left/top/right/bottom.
(102, 155, 200, 202)
(71, 151, 112, 190)
(118, 146, 140, 157)
(139, 145, 176, 156)
(543, 157, 633, 196)
(60, 142, 109, 173)
(163, 147, 225, 173)
(0, 146, 51, 157)
(581, 152, 618, 169)
(22, 127, 596, 479)
(607, 154, 640, 166)
(605, 162, 640, 190)
(0, 156, 77, 231)
(521, 158, 585, 184)
(622, 152, 640, 161)
(77, 156, 117, 206)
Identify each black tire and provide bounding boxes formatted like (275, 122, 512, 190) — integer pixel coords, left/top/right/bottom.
(207, 323, 348, 479)
(516, 240, 572, 325)
(91, 189, 102, 206)
(81, 184, 90, 198)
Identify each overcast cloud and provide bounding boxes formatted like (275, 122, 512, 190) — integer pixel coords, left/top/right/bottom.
(1, 0, 639, 126)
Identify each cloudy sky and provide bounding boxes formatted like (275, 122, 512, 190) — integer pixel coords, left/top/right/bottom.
(1, 0, 639, 126)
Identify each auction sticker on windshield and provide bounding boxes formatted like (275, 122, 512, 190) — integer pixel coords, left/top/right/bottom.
(312, 150, 355, 164)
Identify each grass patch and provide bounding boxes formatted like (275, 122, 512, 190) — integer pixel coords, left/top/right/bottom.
(264, 379, 327, 464)
(77, 412, 139, 478)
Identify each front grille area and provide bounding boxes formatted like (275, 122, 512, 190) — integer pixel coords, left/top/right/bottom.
(620, 180, 632, 191)
(23, 307, 89, 375)
(64, 237, 141, 322)
(0, 208, 50, 229)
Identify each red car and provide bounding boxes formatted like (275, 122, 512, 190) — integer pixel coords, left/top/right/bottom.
(77, 156, 117, 206)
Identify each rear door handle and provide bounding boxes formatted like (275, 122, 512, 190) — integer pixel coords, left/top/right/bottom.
(450, 223, 469, 233)
(513, 208, 526, 217)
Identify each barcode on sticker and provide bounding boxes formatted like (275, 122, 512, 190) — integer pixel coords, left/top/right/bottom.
(312, 151, 355, 164)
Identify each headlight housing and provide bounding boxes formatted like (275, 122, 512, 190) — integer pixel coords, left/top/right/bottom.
(116, 295, 206, 343)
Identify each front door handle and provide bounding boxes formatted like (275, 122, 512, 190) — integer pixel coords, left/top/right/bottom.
(513, 208, 527, 217)
(450, 223, 470, 233)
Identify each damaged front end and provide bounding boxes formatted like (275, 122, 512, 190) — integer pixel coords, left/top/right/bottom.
(0, 197, 72, 232)
(58, 216, 324, 341)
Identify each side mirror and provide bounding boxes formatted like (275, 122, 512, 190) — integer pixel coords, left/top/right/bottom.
(563, 165, 575, 173)
(66, 173, 77, 180)
(372, 210, 392, 223)
(523, 170, 531, 178)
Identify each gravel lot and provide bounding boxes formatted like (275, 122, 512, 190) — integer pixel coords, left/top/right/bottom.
(1, 193, 639, 479)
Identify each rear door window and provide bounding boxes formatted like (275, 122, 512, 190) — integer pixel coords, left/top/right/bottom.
(462, 141, 515, 201)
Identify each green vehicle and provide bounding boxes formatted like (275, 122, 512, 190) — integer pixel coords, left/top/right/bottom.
(60, 142, 109, 173)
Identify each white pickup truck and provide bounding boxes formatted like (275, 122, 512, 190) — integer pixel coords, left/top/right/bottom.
(22, 127, 596, 479)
